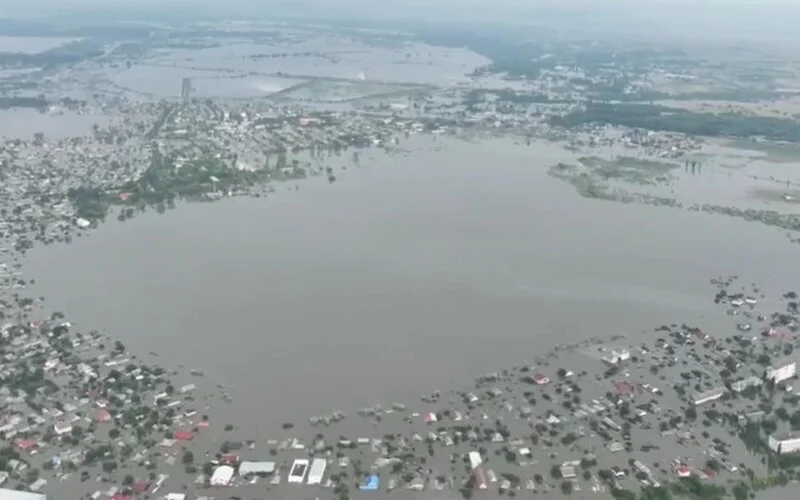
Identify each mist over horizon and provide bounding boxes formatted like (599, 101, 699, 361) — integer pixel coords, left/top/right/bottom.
(0, 0, 798, 44)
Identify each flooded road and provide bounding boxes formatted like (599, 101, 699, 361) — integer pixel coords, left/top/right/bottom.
(24, 135, 800, 431)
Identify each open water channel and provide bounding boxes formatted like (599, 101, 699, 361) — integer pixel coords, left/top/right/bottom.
(24, 135, 800, 431)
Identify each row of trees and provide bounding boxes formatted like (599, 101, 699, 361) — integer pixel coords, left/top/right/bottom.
(552, 103, 800, 143)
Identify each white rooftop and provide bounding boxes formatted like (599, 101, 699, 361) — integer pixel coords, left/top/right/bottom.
(238, 461, 276, 476)
(0, 489, 48, 500)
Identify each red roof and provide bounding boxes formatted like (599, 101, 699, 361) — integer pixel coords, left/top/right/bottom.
(132, 480, 149, 493)
(474, 467, 488, 489)
(221, 453, 240, 465)
(96, 409, 112, 423)
(701, 467, 717, 479)
(14, 439, 37, 450)
(111, 495, 132, 500)
(173, 430, 193, 441)
(615, 381, 633, 396)
(532, 373, 550, 384)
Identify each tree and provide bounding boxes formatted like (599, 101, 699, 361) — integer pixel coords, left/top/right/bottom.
(109, 428, 120, 439)
(25, 468, 39, 484)
(732, 483, 749, 500)
(610, 489, 636, 500)
(123, 475, 134, 486)
(560, 481, 573, 495)
(182, 451, 194, 465)
(102, 461, 117, 473)
(550, 464, 562, 479)
(639, 486, 673, 500)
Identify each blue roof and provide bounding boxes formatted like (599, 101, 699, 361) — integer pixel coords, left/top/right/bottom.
(360, 475, 380, 491)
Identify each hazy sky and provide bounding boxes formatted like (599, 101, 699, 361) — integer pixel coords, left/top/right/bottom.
(1, 0, 798, 44)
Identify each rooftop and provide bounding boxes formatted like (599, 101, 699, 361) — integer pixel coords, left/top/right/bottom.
(771, 431, 800, 442)
(0, 489, 48, 500)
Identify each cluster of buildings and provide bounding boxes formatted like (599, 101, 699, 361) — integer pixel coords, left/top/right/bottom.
(2, 22, 800, 500)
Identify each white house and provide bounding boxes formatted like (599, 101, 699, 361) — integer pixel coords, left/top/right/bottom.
(603, 348, 631, 365)
(769, 432, 800, 455)
(53, 421, 73, 436)
(693, 388, 724, 406)
(731, 376, 762, 393)
(767, 360, 796, 384)
(210, 465, 234, 486)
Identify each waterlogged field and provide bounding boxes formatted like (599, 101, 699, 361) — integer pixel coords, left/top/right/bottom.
(144, 40, 485, 85)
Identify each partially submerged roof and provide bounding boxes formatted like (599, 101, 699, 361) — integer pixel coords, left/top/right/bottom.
(210, 465, 235, 486)
(238, 461, 276, 476)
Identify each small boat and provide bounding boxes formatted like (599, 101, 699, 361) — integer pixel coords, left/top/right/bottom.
(731, 298, 744, 307)
(745, 297, 758, 305)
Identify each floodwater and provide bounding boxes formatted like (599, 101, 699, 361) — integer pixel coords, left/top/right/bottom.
(595, 143, 800, 213)
(0, 108, 113, 140)
(129, 40, 485, 88)
(24, 135, 800, 432)
(111, 64, 306, 98)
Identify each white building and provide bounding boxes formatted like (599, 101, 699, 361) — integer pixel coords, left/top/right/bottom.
(602, 348, 631, 365)
(693, 388, 724, 406)
(468, 451, 483, 470)
(769, 432, 800, 455)
(210, 465, 235, 486)
(238, 461, 275, 476)
(288, 459, 309, 483)
(53, 421, 72, 436)
(0, 489, 48, 500)
(767, 360, 796, 384)
(731, 376, 762, 393)
(306, 458, 327, 485)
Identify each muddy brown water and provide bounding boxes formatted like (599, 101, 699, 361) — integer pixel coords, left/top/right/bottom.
(24, 135, 800, 434)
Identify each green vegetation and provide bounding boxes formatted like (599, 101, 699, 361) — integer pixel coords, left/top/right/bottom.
(671, 476, 725, 499)
(416, 29, 547, 79)
(67, 186, 116, 221)
(576, 156, 678, 185)
(66, 146, 285, 221)
(552, 103, 800, 142)
(0, 38, 104, 69)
